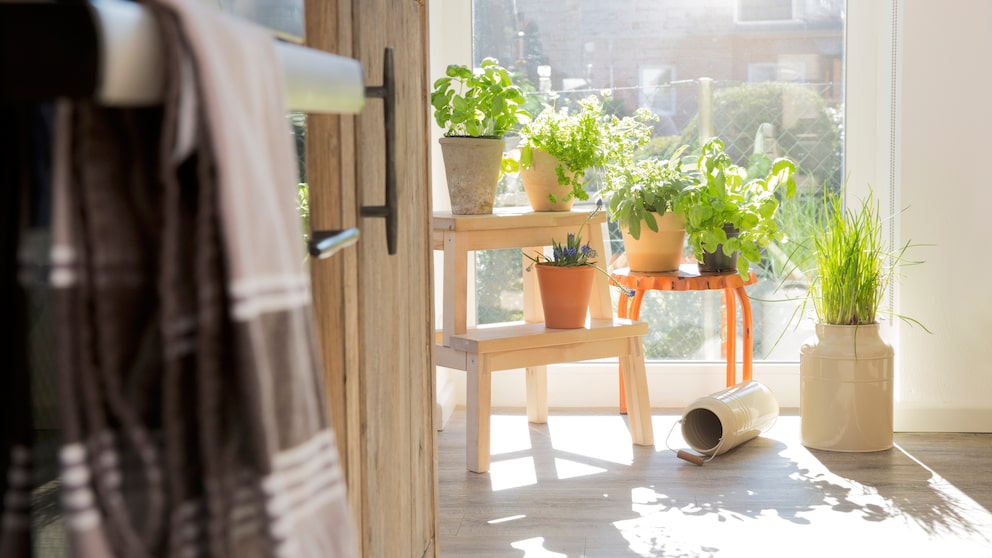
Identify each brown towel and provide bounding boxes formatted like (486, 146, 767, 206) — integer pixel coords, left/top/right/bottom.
(46, 1, 356, 557)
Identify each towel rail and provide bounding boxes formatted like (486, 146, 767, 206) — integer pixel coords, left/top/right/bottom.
(0, 0, 366, 114)
(1, 0, 405, 260)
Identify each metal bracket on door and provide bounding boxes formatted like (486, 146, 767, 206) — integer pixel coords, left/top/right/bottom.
(360, 47, 398, 255)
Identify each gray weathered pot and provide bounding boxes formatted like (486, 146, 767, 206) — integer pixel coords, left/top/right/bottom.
(439, 136, 504, 215)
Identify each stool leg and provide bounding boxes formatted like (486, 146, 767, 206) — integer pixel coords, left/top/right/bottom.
(466, 355, 492, 473)
(736, 286, 754, 382)
(618, 289, 646, 414)
(723, 288, 737, 387)
(620, 336, 654, 446)
(526, 365, 548, 424)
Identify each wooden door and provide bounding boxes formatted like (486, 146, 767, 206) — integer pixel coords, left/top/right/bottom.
(304, 1, 437, 557)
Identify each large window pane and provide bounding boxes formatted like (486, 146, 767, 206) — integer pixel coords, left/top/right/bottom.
(471, 0, 844, 361)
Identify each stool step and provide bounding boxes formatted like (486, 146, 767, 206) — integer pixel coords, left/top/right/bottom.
(447, 319, 647, 354)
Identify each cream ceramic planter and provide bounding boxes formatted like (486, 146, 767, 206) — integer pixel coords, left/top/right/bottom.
(620, 212, 686, 272)
(520, 149, 576, 212)
(800, 323, 894, 452)
(682, 380, 779, 456)
(439, 136, 504, 215)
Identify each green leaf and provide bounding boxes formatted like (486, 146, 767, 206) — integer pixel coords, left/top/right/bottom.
(432, 76, 452, 92)
(643, 211, 658, 233)
(447, 64, 473, 79)
(736, 257, 749, 279)
(520, 145, 533, 168)
(500, 156, 519, 175)
(629, 218, 641, 240)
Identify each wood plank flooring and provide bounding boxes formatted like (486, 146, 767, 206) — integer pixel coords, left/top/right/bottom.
(438, 408, 992, 557)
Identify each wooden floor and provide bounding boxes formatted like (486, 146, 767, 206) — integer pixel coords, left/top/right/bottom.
(438, 407, 992, 557)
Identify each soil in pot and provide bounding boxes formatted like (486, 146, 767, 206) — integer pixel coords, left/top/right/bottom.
(439, 136, 505, 215)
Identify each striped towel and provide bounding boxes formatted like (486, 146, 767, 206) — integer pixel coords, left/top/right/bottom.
(22, 1, 357, 557)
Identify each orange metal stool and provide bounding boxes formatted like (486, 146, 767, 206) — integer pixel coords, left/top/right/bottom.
(611, 264, 758, 413)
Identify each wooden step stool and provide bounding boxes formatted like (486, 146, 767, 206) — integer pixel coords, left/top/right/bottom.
(433, 208, 654, 473)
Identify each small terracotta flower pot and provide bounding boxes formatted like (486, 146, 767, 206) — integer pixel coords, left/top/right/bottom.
(535, 264, 594, 328)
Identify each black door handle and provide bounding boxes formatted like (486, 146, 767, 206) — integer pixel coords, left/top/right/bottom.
(360, 47, 397, 255)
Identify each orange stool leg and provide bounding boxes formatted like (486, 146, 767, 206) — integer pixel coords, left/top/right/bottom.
(736, 286, 754, 382)
(724, 288, 736, 387)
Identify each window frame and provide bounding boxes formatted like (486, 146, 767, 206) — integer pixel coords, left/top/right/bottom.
(429, 0, 877, 410)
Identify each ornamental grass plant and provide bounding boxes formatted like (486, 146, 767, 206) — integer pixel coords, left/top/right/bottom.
(807, 187, 926, 328)
(809, 188, 885, 325)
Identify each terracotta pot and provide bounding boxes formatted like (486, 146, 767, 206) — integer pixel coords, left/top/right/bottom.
(621, 212, 686, 272)
(535, 264, 594, 329)
(439, 136, 504, 215)
(800, 323, 894, 452)
(520, 149, 576, 212)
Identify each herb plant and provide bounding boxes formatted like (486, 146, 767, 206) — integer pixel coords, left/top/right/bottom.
(602, 144, 694, 239)
(673, 137, 797, 278)
(806, 188, 926, 328)
(430, 58, 531, 138)
(518, 93, 655, 204)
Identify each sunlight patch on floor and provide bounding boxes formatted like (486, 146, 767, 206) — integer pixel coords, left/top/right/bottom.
(554, 457, 607, 480)
(490, 414, 533, 455)
(546, 415, 635, 465)
(487, 514, 526, 525)
(609, 416, 992, 557)
(509, 537, 568, 557)
(489, 456, 537, 491)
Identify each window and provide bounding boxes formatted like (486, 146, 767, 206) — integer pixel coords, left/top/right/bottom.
(208, 0, 304, 41)
(737, 0, 795, 23)
(748, 62, 806, 83)
(463, 0, 844, 363)
(639, 66, 677, 116)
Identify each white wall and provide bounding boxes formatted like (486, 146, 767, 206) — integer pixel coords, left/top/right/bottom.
(891, 0, 992, 431)
(430, 0, 472, 429)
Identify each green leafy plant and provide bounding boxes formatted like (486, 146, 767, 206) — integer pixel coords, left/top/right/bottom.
(673, 137, 797, 278)
(601, 144, 694, 239)
(518, 93, 655, 204)
(430, 58, 531, 139)
(806, 188, 925, 328)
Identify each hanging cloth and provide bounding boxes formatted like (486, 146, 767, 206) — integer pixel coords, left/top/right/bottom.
(0, 105, 45, 558)
(43, 1, 356, 556)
